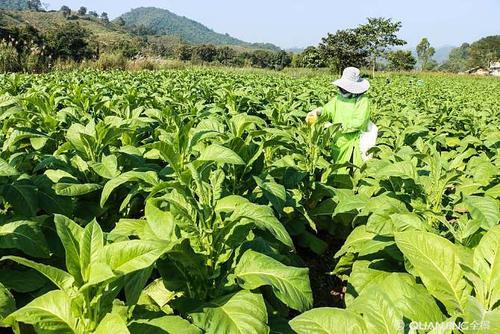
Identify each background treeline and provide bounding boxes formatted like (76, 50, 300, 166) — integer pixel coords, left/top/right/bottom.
(439, 36, 500, 72)
(293, 22, 500, 73)
(0, 14, 291, 72)
(0, 2, 498, 73)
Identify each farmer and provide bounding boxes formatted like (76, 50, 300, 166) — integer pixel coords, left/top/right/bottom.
(306, 67, 376, 168)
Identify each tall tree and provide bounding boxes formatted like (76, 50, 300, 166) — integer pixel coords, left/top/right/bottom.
(468, 35, 500, 68)
(440, 43, 470, 72)
(27, 0, 41, 11)
(318, 29, 369, 74)
(387, 50, 416, 71)
(176, 45, 193, 61)
(77, 6, 87, 16)
(45, 22, 94, 61)
(357, 17, 406, 77)
(60, 5, 71, 19)
(192, 44, 217, 63)
(101, 12, 109, 24)
(295, 46, 326, 68)
(416, 38, 435, 71)
(116, 17, 126, 26)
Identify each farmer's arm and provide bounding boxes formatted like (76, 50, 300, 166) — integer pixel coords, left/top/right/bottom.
(318, 99, 335, 122)
(342, 97, 370, 133)
(306, 99, 335, 124)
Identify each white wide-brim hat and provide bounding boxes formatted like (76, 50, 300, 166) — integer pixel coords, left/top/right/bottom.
(333, 67, 370, 94)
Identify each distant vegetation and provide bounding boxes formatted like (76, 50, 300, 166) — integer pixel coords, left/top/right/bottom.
(119, 7, 280, 51)
(0, 0, 29, 10)
(0, 5, 290, 72)
(0, 3, 498, 74)
(294, 24, 500, 73)
(440, 35, 500, 72)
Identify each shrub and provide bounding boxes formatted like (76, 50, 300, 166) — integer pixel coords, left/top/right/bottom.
(0, 40, 20, 72)
(95, 53, 127, 70)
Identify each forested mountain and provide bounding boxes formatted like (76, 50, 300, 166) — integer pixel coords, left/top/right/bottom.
(119, 7, 279, 51)
(0, 0, 29, 10)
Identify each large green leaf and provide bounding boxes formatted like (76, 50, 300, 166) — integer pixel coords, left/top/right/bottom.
(6, 290, 76, 333)
(289, 308, 365, 334)
(0, 220, 50, 258)
(95, 240, 174, 276)
(215, 195, 250, 213)
(473, 225, 500, 309)
(254, 176, 286, 213)
(144, 200, 177, 241)
(334, 225, 393, 258)
(462, 296, 500, 334)
(54, 183, 102, 197)
(124, 267, 153, 306)
(129, 316, 201, 334)
(89, 155, 120, 179)
(0, 256, 75, 291)
(350, 288, 401, 334)
(3, 182, 38, 217)
(377, 274, 444, 323)
(0, 158, 18, 176)
(198, 144, 245, 165)
(0, 268, 46, 293)
(94, 313, 130, 334)
(395, 231, 469, 315)
(79, 220, 104, 282)
(344, 260, 392, 306)
(230, 202, 293, 248)
(54, 215, 84, 284)
(100, 171, 158, 207)
(463, 196, 500, 230)
(0, 282, 15, 321)
(190, 290, 268, 334)
(333, 189, 369, 215)
(349, 273, 445, 328)
(235, 250, 312, 312)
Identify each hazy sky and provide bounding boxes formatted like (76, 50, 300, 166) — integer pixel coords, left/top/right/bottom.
(46, 0, 500, 48)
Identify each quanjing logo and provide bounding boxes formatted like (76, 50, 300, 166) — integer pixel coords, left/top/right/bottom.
(395, 320, 491, 331)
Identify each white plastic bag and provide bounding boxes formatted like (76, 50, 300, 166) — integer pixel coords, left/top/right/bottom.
(360, 122, 378, 161)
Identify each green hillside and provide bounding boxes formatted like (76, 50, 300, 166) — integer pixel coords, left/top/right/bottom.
(120, 7, 280, 51)
(0, 9, 147, 52)
(0, 0, 28, 10)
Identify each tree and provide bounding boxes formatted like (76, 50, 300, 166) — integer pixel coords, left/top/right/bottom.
(357, 17, 406, 77)
(294, 46, 326, 68)
(416, 38, 435, 71)
(468, 35, 500, 68)
(46, 22, 95, 61)
(192, 44, 217, 63)
(318, 29, 369, 73)
(215, 46, 238, 65)
(60, 5, 71, 18)
(101, 12, 109, 24)
(116, 17, 126, 27)
(27, 0, 41, 11)
(88, 11, 98, 17)
(440, 43, 470, 72)
(387, 50, 416, 71)
(77, 6, 87, 16)
(248, 50, 275, 68)
(176, 45, 193, 61)
(273, 50, 291, 70)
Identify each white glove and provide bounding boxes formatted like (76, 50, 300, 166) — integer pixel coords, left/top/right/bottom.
(306, 107, 323, 125)
(360, 122, 378, 161)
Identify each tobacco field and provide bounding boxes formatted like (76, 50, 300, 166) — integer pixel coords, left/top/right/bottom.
(0, 69, 498, 333)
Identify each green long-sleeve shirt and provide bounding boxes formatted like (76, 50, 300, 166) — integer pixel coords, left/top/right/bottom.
(320, 94, 371, 168)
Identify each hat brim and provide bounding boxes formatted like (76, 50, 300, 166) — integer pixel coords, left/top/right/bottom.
(333, 78, 370, 94)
